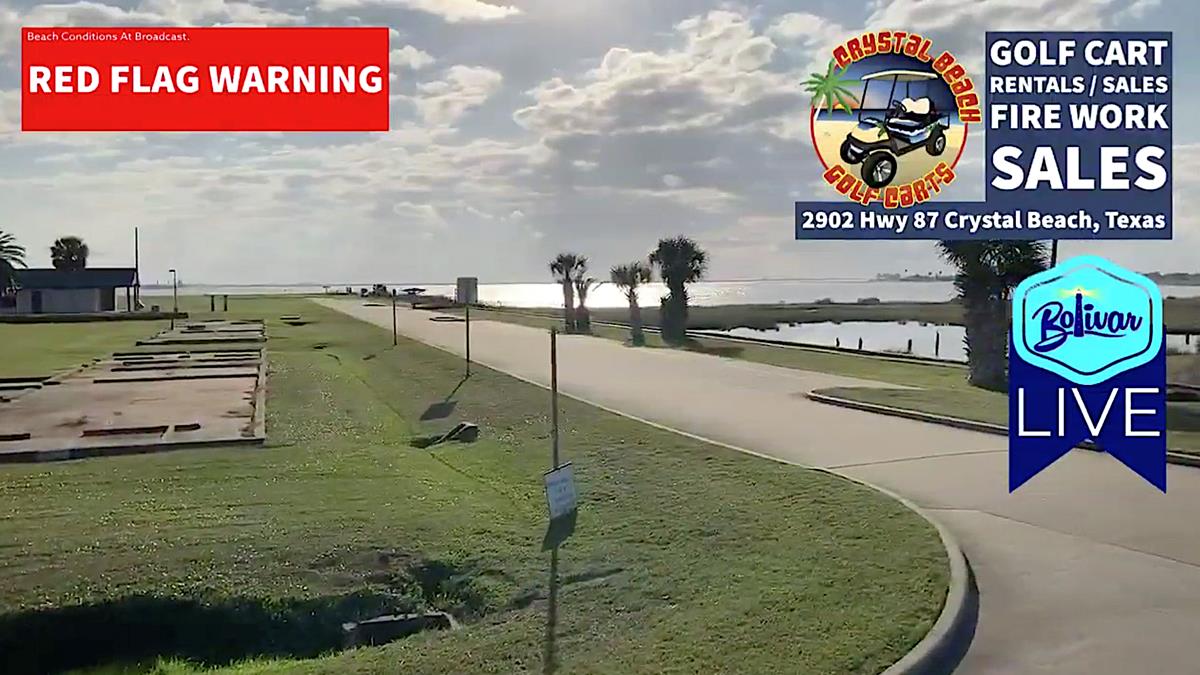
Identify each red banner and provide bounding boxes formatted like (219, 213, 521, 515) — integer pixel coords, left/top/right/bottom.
(21, 27, 390, 132)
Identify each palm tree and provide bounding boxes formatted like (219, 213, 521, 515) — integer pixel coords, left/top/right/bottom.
(549, 253, 588, 333)
(938, 241, 1049, 391)
(0, 230, 27, 295)
(611, 261, 653, 346)
(573, 276, 603, 334)
(50, 236, 89, 271)
(803, 60, 859, 120)
(650, 237, 707, 344)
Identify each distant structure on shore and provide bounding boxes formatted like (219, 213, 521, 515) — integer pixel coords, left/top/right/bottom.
(874, 272, 953, 283)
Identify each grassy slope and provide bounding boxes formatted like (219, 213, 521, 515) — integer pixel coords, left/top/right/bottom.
(0, 297, 947, 675)
(466, 307, 1200, 454)
(0, 321, 167, 379)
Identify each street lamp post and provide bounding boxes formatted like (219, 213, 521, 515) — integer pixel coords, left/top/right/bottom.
(169, 268, 178, 330)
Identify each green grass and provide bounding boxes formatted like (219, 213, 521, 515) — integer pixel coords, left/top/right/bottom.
(0, 320, 167, 379)
(467, 307, 1200, 454)
(0, 297, 948, 674)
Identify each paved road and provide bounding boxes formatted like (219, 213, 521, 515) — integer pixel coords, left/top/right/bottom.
(320, 299, 1200, 674)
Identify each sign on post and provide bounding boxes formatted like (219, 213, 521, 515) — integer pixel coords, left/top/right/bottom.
(456, 277, 478, 305)
(544, 463, 577, 521)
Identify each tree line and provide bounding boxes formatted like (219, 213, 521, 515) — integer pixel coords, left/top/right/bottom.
(551, 236, 708, 347)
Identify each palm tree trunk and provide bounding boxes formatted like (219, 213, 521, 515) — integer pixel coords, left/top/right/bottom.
(662, 283, 688, 344)
(964, 299, 1008, 391)
(628, 295, 644, 346)
(561, 281, 575, 332)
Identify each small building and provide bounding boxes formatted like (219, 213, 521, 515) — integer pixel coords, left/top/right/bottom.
(9, 268, 139, 314)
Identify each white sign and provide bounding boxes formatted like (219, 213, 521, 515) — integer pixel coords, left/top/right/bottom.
(544, 463, 577, 520)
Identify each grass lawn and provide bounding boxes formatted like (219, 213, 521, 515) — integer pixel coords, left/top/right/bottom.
(0, 296, 948, 674)
(0, 320, 167, 380)
(464, 307, 1200, 455)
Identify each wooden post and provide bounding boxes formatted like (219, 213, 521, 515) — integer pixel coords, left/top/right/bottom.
(857, 337, 863, 351)
(465, 302, 472, 377)
(210, 295, 215, 312)
(223, 295, 228, 312)
(550, 328, 560, 470)
(935, 331, 941, 357)
(392, 291, 398, 346)
(907, 338, 913, 354)
(1051, 240, 1059, 267)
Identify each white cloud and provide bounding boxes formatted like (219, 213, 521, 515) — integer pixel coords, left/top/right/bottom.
(514, 10, 793, 136)
(392, 45, 436, 70)
(411, 65, 504, 125)
(314, 0, 520, 22)
(768, 12, 846, 49)
(0, 1, 303, 55)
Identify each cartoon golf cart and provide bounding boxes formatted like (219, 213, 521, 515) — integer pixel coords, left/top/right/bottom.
(839, 69, 951, 188)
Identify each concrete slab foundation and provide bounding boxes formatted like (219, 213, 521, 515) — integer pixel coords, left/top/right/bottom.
(0, 320, 267, 463)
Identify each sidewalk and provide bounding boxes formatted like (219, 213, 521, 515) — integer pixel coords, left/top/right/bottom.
(319, 299, 1200, 674)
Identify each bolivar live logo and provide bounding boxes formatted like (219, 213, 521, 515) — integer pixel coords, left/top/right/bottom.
(807, 31, 981, 208)
(1009, 256, 1166, 491)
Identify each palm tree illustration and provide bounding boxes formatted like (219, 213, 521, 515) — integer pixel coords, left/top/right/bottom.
(803, 60, 859, 119)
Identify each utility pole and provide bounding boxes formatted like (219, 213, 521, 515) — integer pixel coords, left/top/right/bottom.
(550, 328, 559, 469)
(133, 227, 140, 309)
(169, 268, 178, 330)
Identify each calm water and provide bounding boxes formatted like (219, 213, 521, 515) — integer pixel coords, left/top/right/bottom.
(718, 322, 969, 361)
(142, 279, 1200, 308)
(718, 321, 1199, 362)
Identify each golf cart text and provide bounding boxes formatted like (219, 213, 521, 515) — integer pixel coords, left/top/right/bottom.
(822, 162, 955, 207)
(832, 31, 980, 124)
(990, 38, 1169, 68)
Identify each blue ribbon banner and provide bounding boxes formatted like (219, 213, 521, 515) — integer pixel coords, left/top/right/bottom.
(1008, 256, 1167, 491)
(796, 31, 1172, 240)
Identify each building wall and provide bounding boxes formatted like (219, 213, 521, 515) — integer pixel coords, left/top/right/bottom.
(15, 288, 107, 314)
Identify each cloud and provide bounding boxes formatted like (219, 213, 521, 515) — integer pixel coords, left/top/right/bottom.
(0, 1, 303, 56)
(1, 1, 1191, 283)
(392, 45, 436, 70)
(314, 0, 520, 22)
(514, 10, 793, 137)
(411, 65, 504, 125)
(768, 12, 847, 51)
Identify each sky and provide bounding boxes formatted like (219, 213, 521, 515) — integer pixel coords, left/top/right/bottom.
(0, 0, 1195, 285)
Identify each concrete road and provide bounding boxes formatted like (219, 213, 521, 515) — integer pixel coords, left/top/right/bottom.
(319, 299, 1200, 674)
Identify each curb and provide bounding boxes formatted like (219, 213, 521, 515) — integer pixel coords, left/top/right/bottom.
(806, 391, 1200, 469)
(325, 300, 979, 675)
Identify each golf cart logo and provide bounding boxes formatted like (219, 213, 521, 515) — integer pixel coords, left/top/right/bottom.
(1013, 256, 1162, 386)
(807, 32, 980, 207)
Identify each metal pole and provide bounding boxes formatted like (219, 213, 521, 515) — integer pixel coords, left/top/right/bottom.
(170, 268, 177, 330)
(550, 328, 560, 470)
(391, 291, 398, 346)
(465, 302, 472, 377)
(133, 227, 140, 308)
